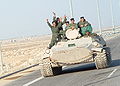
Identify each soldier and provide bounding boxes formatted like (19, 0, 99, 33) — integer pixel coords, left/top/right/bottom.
(60, 21, 70, 40)
(67, 18, 78, 30)
(53, 12, 61, 23)
(77, 17, 92, 36)
(52, 12, 67, 41)
(46, 17, 65, 49)
(53, 12, 65, 31)
(65, 21, 70, 30)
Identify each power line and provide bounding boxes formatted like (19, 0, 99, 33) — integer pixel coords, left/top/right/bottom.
(69, 0, 73, 18)
(110, 0, 115, 33)
(96, 0, 102, 35)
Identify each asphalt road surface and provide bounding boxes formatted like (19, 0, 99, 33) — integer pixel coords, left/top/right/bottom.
(5, 36, 120, 86)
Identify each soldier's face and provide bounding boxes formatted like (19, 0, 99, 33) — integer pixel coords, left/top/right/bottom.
(57, 19, 60, 22)
(52, 22, 56, 27)
(71, 20, 74, 24)
(80, 18, 84, 22)
(66, 23, 69, 26)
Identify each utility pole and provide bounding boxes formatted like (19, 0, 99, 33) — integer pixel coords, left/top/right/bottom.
(0, 42, 3, 74)
(96, 0, 102, 35)
(69, 0, 73, 18)
(110, 0, 115, 33)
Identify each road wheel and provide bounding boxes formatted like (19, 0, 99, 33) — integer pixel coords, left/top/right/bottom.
(104, 47, 112, 65)
(95, 48, 111, 69)
(41, 58, 53, 77)
(52, 67, 62, 75)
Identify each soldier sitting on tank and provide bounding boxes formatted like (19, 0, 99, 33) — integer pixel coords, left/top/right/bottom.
(52, 12, 67, 41)
(66, 18, 78, 30)
(58, 21, 70, 41)
(65, 21, 70, 30)
(46, 17, 67, 49)
(77, 17, 92, 36)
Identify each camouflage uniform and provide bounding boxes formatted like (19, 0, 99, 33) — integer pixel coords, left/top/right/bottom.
(77, 21, 92, 35)
(53, 16, 67, 40)
(66, 23, 78, 30)
(47, 22, 62, 49)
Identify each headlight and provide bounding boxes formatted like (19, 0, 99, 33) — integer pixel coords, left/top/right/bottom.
(92, 42, 98, 46)
(45, 49, 50, 54)
(92, 42, 99, 47)
(43, 49, 50, 58)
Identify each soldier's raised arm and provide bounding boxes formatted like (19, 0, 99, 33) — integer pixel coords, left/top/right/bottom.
(46, 19, 52, 28)
(57, 18, 63, 28)
(62, 15, 67, 24)
(53, 12, 56, 21)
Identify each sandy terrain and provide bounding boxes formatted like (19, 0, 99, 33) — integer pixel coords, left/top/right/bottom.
(0, 35, 51, 76)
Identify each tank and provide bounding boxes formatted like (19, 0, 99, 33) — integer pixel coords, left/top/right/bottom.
(40, 29, 112, 77)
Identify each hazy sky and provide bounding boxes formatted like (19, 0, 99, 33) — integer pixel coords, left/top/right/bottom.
(0, 0, 120, 40)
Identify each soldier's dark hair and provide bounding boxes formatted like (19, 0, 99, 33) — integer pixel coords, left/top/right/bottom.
(80, 17, 84, 19)
(70, 18, 74, 21)
(65, 21, 69, 24)
(80, 17, 86, 22)
(56, 17, 60, 21)
(52, 21, 58, 25)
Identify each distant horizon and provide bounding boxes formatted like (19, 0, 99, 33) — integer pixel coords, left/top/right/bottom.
(1, 26, 120, 41)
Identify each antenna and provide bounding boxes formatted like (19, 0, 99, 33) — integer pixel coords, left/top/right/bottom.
(96, 0, 102, 35)
(69, 0, 73, 18)
(110, 0, 115, 33)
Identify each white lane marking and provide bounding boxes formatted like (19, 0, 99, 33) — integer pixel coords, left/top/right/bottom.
(107, 69, 117, 78)
(23, 76, 44, 86)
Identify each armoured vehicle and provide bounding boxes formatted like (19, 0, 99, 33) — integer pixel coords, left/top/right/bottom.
(40, 29, 111, 77)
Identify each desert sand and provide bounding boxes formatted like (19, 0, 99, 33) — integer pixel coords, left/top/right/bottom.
(0, 35, 51, 76)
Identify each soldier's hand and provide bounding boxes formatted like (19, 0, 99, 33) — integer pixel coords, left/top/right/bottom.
(59, 17, 62, 22)
(80, 25, 84, 27)
(85, 24, 88, 26)
(46, 19, 49, 22)
(71, 26, 75, 30)
(64, 15, 67, 19)
(53, 12, 56, 16)
(86, 32, 90, 36)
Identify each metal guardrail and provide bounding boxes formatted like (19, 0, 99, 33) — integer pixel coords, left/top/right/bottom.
(0, 64, 39, 79)
(96, 26, 120, 37)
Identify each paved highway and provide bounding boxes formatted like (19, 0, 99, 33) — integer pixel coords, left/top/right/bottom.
(5, 36, 120, 86)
